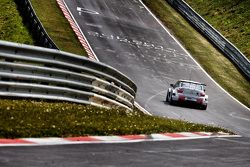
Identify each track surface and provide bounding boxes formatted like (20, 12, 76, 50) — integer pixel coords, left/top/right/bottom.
(64, 0, 250, 136)
(1, 137, 249, 167)
(1, 1, 250, 166)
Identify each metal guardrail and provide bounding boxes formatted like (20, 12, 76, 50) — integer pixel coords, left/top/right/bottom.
(0, 40, 137, 110)
(16, 0, 58, 49)
(166, 0, 250, 80)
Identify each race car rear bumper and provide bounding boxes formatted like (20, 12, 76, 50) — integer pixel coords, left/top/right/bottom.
(172, 94, 208, 106)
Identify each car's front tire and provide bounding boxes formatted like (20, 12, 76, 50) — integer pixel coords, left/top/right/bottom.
(166, 91, 169, 102)
(169, 95, 174, 105)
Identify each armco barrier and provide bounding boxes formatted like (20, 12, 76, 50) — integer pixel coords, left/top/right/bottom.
(166, 0, 250, 80)
(15, 0, 58, 49)
(0, 40, 137, 110)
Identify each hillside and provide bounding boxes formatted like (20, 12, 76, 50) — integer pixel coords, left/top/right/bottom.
(30, 0, 86, 55)
(185, 0, 250, 60)
(0, 0, 33, 44)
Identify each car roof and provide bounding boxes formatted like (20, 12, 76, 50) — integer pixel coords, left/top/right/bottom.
(178, 80, 205, 85)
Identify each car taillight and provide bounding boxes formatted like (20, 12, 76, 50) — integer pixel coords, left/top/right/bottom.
(200, 92, 205, 97)
(177, 88, 184, 93)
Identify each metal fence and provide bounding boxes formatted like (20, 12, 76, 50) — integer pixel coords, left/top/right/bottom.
(0, 40, 137, 110)
(166, 0, 250, 80)
(16, 0, 58, 49)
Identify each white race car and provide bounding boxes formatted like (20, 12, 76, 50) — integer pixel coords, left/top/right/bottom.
(166, 80, 208, 110)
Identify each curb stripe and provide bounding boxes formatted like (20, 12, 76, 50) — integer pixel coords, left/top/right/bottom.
(163, 133, 187, 138)
(0, 139, 34, 144)
(56, 0, 97, 61)
(192, 132, 210, 136)
(65, 136, 102, 141)
(121, 135, 148, 140)
(22, 138, 68, 145)
(0, 132, 240, 147)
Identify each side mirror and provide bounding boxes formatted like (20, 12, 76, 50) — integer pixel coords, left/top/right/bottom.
(170, 84, 174, 87)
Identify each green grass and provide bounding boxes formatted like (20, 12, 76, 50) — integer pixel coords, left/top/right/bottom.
(0, 0, 33, 44)
(143, 0, 250, 108)
(0, 99, 230, 138)
(30, 0, 87, 56)
(185, 0, 250, 60)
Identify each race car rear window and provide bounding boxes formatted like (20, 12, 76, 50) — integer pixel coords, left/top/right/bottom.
(180, 82, 203, 90)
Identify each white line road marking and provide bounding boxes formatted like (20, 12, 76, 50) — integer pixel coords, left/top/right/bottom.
(85, 23, 103, 28)
(144, 90, 166, 110)
(229, 112, 250, 122)
(134, 102, 152, 115)
(77, 7, 99, 15)
(171, 111, 181, 118)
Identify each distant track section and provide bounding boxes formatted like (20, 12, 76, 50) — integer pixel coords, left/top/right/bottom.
(0, 40, 137, 110)
(60, 0, 250, 136)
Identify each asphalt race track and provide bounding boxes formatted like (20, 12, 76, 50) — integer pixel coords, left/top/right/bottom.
(64, 0, 250, 136)
(1, 1, 250, 167)
(1, 137, 250, 167)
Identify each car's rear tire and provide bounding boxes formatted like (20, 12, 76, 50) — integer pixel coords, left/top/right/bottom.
(201, 105, 207, 110)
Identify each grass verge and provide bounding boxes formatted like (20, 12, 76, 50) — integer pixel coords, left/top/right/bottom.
(0, 99, 231, 138)
(30, 0, 86, 56)
(0, 0, 33, 44)
(185, 0, 250, 60)
(142, 0, 250, 108)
